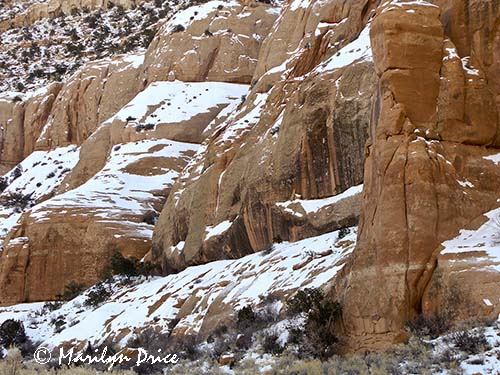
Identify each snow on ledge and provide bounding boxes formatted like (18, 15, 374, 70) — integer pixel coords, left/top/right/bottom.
(440, 207, 500, 272)
(484, 153, 500, 165)
(106, 80, 249, 127)
(164, 0, 240, 34)
(315, 24, 372, 73)
(276, 184, 363, 215)
(205, 220, 233, 240)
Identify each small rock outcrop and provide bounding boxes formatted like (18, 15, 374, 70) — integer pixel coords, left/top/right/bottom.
(35, 55, 144, 150)
(0, 54, 142, 175)
(0, 84, 62, 174)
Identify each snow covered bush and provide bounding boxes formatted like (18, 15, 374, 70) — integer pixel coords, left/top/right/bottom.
(236, 306, 257, 330)
(171, 24, 185, 33)
(142, 211, 159, 225)
(11, 166, 22, 181)
(0, 320, 36, 357)
(0, 320, 27, 349)
(0, 192, 34, 212)
(39, 301, 62, 314)
(101, 252, 158, 279)
(337, 227, 350, 239)
(261, 330, 285, 355)
(84, 282, 112, 308)
(0, 177, 7, 193)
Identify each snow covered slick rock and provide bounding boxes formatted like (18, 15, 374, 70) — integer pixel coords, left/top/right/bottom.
(339, 0, 500, 352)
(0, 79, 247, 304)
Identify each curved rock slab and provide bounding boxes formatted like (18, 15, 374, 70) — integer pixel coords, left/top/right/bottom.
(252, 0, 376, 81)
(424, 205, 500, 322)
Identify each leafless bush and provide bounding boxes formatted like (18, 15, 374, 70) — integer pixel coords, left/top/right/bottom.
(450, 329, 490, 355)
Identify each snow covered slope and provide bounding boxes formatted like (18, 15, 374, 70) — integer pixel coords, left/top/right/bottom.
(0, 228, 356, 348)
(440, 207, 500, 266)
(108, 80, 249, 143)
(427, 207, 500, 319)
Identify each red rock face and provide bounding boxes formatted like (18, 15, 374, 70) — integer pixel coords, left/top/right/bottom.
(1, 0, 499, 354)
(152, 63, 376, 273)
(340, 0, 500, 351)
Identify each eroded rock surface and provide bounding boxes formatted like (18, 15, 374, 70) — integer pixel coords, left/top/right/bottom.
(35, 55, 144, 150)
(0, 84, 63, 173)
(0, 228, 357, 349)
(0, 139, 197, 304)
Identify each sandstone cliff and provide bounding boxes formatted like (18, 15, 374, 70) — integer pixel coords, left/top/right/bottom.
(142, 0, 279, 84)
(0, 85, 61, 173)
(0, 0, 279, 303)
(151, 0, 377, 273)
(339, 0, 500, 352)
(0, 0, 499, 357)
(0, 54, 143, 173)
